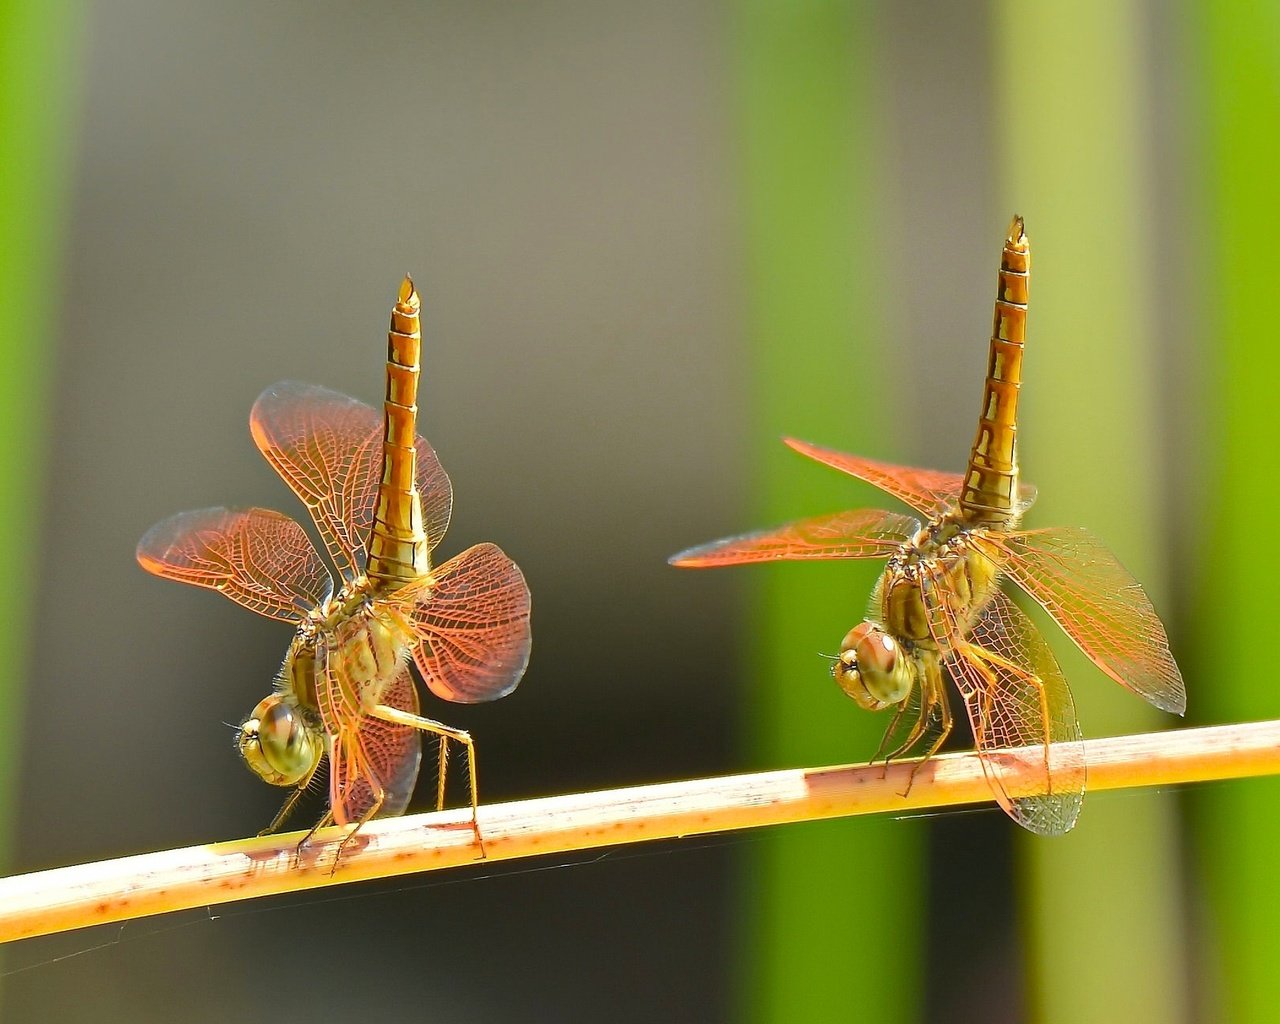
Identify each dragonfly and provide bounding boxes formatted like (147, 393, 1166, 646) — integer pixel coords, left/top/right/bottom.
(137, 276, 532, 848)
(670, 216, 1184, 835)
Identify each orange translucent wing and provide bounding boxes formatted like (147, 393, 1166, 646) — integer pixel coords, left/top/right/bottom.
(784, 437, 1038, 518)
(136, 507, 329, 623)
(951, 590, 1086, 835)
(975, 526, 1186, 715)
(668, 509, 918, 567)
(327, 662, 423, 826)
(398, 542, 532, 704)
(250, 381, 453, 579)
(783, 437, 965, 517)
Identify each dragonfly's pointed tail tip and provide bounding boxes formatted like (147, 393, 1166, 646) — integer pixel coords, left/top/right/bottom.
(398, 274, 417, 306)
(1007, 214, 1026, 245)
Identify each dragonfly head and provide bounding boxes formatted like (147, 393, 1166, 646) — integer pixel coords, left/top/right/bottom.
(833, 622, 913, 710)
(237, 695, 323, 787)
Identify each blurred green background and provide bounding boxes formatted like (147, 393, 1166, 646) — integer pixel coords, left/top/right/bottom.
(2, 1, 1276, 1021)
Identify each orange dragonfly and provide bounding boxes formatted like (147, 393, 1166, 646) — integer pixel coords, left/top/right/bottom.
(670, 217, 1184, 835)
(137, 277, 531, 845)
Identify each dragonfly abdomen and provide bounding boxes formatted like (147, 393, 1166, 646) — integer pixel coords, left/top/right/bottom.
(960, 216, 1029, 526)
(367, 276, 432, 588)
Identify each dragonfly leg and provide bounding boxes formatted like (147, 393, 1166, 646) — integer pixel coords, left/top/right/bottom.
(878, 706, 926, 767)
(368, 703, 486, 857)
(262, 784, 309, 837)
(435, 735, 449, 812)
(877, 654, 943, 766)
(260, 758, 323, 837)
(332, 783, 386, 873)
(961, 641, 1056, 790)
(872, 698, 914, 766)
(292, 808, 336, 868)
(900, 663, 953, 796)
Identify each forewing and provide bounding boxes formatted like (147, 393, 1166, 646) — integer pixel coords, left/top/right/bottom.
(136, 507, 329, 622)
(669, 509, 917, 567)
(399, 542, 532, 704)
(783, 438, 964, 517)
(784, 437, 1037, 517)
(976, 526, 1186, 714)
(327, 662, 423, 826)
(250, 381, 453, 578)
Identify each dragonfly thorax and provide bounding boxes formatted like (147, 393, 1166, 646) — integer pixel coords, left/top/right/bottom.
(899, 513, 965, 566)
(310, 576, 383, 630)
(879, 515, 1002, 645)
(236, 582, 420, 793)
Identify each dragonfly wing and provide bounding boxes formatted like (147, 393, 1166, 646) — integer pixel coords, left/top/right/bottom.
(250, 381, 453, 578)
(669, 508, 918, 567)
(137, 507, 329, 622)
(919, 563, 1084, 835)
(784, 437, 1037, 518)
(324, 655, 423, 826)
(783, 438, 963, 517)
(400, 542, 532, 704)
(963, 590, 1084, 834)
(977, 526, 1186, 714)
(1014, 481, 1038, 516)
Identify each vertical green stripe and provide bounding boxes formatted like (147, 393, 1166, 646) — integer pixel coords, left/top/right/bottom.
(736, 4, 922, 1022)
(996, 3, 1186, 1022)
(1192, 4, 1280, 1021)
(0, 0, 84, 868)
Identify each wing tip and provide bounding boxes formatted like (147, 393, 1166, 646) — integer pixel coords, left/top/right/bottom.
(423, 654, 530, 705)
(668, 547, 708, 567)
(135, 544, 169, 575)
(1131, 666, 1186, 716)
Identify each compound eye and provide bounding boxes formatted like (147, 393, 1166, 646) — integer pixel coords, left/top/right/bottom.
(258, 702, 303, 764)
(856, 631, 899, 678)
(840, 622, 874, 654)
(836, 622, 911, 706)
(238, 696, 319, 787)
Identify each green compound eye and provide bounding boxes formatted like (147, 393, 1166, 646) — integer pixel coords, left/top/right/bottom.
(833, 622, 913, 710)
(237, 696, 321, 787)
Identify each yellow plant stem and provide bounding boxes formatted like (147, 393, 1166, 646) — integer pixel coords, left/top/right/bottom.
(1, 720, 1274, 944)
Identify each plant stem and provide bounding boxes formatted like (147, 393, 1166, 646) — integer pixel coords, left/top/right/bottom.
(2, 720, 1274, 944)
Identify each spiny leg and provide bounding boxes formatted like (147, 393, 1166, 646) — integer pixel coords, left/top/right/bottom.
(962, 641, 1056, 790)
(296, 809, 335, 865)
(368, 704, 486, 856)
(435, 735, 449, 811)
(955, 643, 1066, 813)
(900, 666, 953, 795)
(919, 671, 953, 763)
(333, 775, 386, 873)
(882, 694, 932, 764)
(873, 697, 915, 764)
(261, 758, 323, 837)
(312, 735, 389, 872)
(262, 782, 310, 837)
(878, 657, 939, 765)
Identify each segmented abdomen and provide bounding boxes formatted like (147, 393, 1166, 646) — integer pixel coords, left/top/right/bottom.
(367, 276, 432, 586)
(960, 216, 1029, 525)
